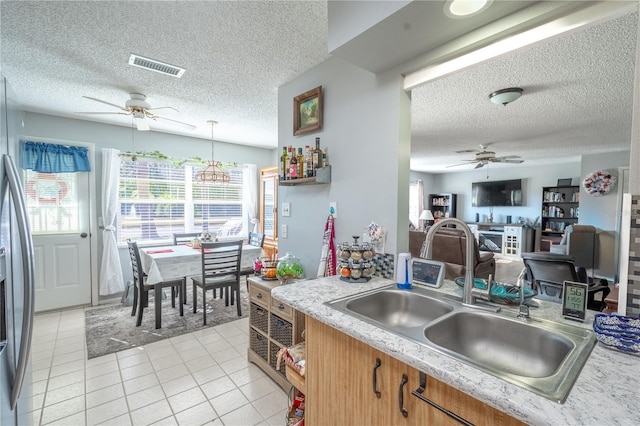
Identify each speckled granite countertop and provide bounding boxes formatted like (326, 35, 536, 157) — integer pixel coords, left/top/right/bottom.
(271, 276, 639, 426)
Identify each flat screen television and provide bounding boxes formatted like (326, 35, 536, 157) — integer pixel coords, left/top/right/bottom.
(472, 179, 523, 207)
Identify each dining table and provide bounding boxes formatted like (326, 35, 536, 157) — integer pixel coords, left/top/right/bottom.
(139, 242, 263, 284)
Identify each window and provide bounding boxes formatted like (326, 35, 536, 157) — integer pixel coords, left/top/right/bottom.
(117, 158, 244, 245)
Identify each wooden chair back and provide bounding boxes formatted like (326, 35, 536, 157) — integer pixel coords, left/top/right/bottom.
(248, 232, 265, 248)
(173, 232, 200, 245)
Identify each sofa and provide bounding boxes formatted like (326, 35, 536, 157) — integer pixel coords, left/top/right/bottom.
(410, 228, 496, 280)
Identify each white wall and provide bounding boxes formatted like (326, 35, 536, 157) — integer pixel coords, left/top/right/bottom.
(580, 150, 630, 278)
(277, 56, 411, 277)
(427, 161, 582, 226)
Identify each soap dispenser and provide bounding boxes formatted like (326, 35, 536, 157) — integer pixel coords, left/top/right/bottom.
(396, 253, 412, 290)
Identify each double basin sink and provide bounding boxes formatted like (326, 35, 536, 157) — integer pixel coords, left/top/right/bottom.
(325, 284, 596, 403)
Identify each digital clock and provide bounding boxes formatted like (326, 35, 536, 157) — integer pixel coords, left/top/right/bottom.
(562, 280, 588, 322)
(411, 258, 445, 288)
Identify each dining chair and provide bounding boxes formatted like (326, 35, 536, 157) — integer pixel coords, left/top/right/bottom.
(172, 232, 201, 302)
(172, 232, 200, 245)
(240, 232, 265, 284)
(127, 240, 185, 329)
(191, 240, 243, 325)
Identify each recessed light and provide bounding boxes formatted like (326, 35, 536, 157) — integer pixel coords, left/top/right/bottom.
(445, 0, 492, 19)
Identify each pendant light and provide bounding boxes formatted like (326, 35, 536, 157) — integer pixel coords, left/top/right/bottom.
(196, 120, 230, 184)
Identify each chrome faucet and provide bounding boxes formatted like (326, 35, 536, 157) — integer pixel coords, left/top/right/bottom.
(424, 218, 499, 312)
(516, 267, 530, 320)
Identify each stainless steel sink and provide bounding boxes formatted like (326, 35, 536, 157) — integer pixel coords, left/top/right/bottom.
(345, 289, 453, 328)
(423, 311, 574, 378)
(325, 285, 596, 403)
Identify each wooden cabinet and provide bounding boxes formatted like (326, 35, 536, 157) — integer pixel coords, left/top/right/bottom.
(540, 185, 579, 250)
(429, 193, 457, 220)
(503, 225, 525, 257)
(259, 166, 278, 258)
(305, 317, 523, 426)
(247, 277, 305, 392)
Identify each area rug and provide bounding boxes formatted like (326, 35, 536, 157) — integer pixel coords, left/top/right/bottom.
(85, 283, 249, 359)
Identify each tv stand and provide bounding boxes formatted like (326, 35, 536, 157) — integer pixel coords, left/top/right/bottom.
(467, 223, 529, 257)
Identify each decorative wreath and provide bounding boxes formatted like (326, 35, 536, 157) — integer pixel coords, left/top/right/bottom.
(582, 170, 616, 196)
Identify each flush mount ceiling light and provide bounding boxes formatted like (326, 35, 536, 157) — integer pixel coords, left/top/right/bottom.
(196, 120, 230, 184)
(489, 87, 523, 106)
(445, 0, 492, 19)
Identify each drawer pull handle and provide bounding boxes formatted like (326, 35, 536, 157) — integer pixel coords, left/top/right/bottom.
(257, 293, 263, 299)
(278, 303, 285, 310)
(399, 374, 408, 417)
(372, 358, 382, 398)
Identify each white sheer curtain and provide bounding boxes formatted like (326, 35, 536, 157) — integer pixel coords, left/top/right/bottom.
(99, 148, 125, 295)
(243, 164, 259, 235)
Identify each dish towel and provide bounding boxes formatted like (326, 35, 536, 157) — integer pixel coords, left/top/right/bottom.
(317, 215, 336, 278)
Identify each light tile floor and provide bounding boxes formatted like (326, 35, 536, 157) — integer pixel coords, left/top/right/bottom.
(27, 307, 289, 425)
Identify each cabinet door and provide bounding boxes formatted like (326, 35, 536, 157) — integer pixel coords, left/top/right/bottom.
(306, 317, 390, 424)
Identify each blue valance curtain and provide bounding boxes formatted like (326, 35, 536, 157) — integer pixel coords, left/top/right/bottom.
(20, 141, 91, 173)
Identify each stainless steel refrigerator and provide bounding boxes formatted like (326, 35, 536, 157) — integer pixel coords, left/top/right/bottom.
(1, 75, 35, 425)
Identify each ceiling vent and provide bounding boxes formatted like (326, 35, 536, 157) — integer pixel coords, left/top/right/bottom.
(128, 54, 185, 78)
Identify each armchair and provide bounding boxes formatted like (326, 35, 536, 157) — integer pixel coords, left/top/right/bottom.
(521, 252, 610, 311)
(549, 225, 596, 270)
(419, 227, 495, 280)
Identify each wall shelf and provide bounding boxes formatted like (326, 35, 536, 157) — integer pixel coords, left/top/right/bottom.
(279, 166, 331, 186)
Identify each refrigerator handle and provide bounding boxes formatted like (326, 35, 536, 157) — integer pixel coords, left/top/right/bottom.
(3, 155, 36, 410)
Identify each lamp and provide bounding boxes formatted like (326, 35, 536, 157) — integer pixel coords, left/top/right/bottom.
(419, 210, 434, 231)
(196, 120, 230, 184)
(489, 87, 523, 106)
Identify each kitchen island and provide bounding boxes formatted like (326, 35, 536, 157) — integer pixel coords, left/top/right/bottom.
(272, 276, 638, 425)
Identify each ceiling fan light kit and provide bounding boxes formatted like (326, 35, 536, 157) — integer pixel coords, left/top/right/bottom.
(489, 87, 523, 106)
(196, 120, 231, 185)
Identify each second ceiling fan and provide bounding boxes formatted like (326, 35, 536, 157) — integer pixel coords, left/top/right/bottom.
(447, 144, 524, 169)
(77, 92, 196, 131)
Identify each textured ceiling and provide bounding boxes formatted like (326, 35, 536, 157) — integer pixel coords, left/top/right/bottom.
(0, 1, 637, 170)
(0, 1, 330, 148)
(411, 10, 638, 172)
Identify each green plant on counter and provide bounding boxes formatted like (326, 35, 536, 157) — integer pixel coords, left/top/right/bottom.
(276, 262, 304, 279)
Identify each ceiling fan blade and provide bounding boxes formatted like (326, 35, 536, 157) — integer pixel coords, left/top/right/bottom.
(493, 155, 521, 160)
(135, 117, 150, 131)
(76, 111, 130, 115)
(474, 162, 484, 169)
(155, 115, 197, 129)
(147, 106, 180, 113)
(501, 159, 525, 163)
(82, 96, 127, 111)
(455, 149, 478, 154)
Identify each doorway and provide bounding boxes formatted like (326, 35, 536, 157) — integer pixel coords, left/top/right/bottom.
(25, 163, 93, 312)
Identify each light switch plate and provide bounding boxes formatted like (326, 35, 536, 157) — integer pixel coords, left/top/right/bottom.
(282, 202, 291, 217)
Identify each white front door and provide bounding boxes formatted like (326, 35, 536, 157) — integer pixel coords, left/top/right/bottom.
(25, 169, 92, 312)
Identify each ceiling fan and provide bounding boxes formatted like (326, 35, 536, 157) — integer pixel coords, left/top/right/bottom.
(447, 144, 524, 169)
(77, 93, 196, 131)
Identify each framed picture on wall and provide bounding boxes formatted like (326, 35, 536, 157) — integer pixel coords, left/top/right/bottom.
(557, 178, 572, 186)
(293, 86, 323, 136)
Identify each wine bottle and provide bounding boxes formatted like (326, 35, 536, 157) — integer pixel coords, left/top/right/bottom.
(280, 147, 287, 180)
(289, 146, 298, 179)
(297, 147, 304, 178)
(305, 145, 313, 178)
(285, 146, 292, 180)
(312, 137, 322, 176)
